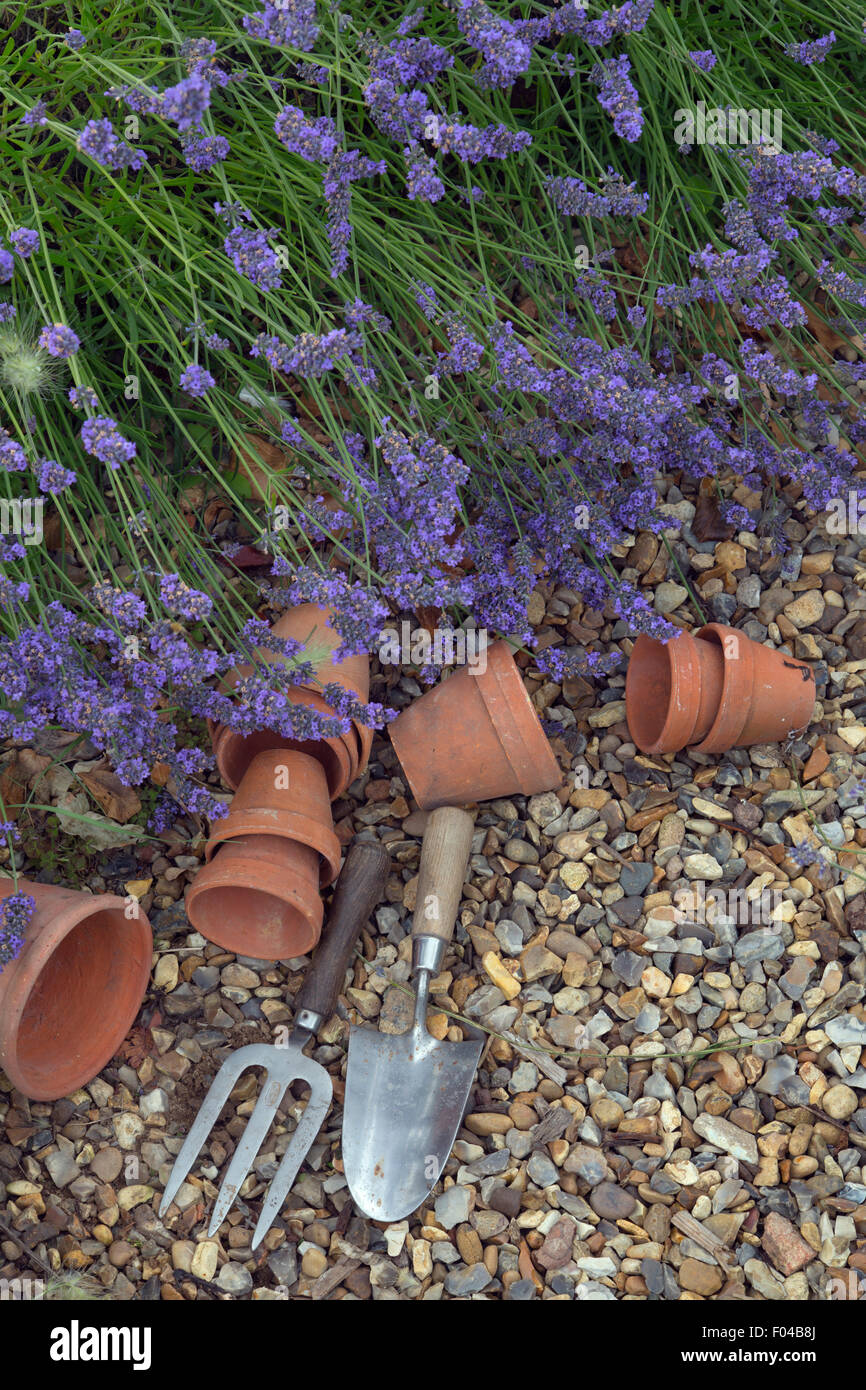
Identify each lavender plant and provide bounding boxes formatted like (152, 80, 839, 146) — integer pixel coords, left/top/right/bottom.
(0, 0, 863, 827)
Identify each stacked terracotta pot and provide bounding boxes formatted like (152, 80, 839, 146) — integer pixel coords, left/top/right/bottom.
(188, 604, 374, 959)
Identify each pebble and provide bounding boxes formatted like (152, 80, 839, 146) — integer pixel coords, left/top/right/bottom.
(494, 919, 524, 956)
(783, 591, 825, 628)
(219, 1262, 254, 1294)
(527, 1152, 560, 1188)
(693, 1114, 759, 1164)
(44, 1150, 80, 1188)
(589, 1182, 636, 1220)
(503, 837, 539, 865)
(655, 581, 688, 614)
(734, 931, 786, 964)
(444, 1265, 492, 1296)
(822, 1084, 858, 1120)
(683, 853, 724, 880)
(434, 1186, 473, 1230)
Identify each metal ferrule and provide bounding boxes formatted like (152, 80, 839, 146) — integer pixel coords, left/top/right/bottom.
(294, 1008, 321, 1035)
(412, 934, 445, 977)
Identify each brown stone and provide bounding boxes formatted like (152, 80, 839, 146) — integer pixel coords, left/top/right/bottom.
(679, 1258, 723, 1296)
(761, 1212, 816, 1275)
(536, 1216, 576, 1272)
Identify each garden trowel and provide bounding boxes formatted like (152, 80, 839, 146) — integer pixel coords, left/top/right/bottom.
(342, 805, 483, 1221)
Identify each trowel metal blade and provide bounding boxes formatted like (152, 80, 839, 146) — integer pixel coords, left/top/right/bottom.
(342, 1022, 483, 1223)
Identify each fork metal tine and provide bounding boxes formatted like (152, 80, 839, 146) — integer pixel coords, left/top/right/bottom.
(158, 1045, 280, 1218)
(250, 1074, 333, 1250)
(206, 1064, 294, 1236)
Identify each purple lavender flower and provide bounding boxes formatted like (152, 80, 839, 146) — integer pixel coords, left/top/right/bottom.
(21, 101, 48, 128)
(322, 151, 385, 278)
(149, 790, 180, 833)
(9, 228, 39, 259)
(404, 143, 444, 201)
(77, 118, 148, 172)
(38, 323, 80, 358)
(68, 385, 99, 410)
(688, 49, 717, 70)
(280, 417, 305, 447)
(80, 416, 137, 469)
(438, 314, 484, 374)
(363, 78, 430, 142)
(161, 72, 212, 132)
(180, 36, 233, 88)
(90, 580, 146, 630)
(784, 31, 836, 65)
(434, 118, 531, 163)
(285, 565, 391, 656)
(0, 304, 16, 322)
(158, 573, 213, 620)
(455, 0, 539, 90)
(250, 326, 361, 377)
(0, 890, 34, 972)
(0, 439, 28, 472)
(180, 132, 230, 170)
(343, 298, 391, 333)
(590, 56, 644, 142)
(551, 0, 655, 44)
(788, 839, 829, 870)
(274, 105, 341, 160)
(64, 28, 86, 49)
(243, 0, 319, 50)
(214, 200, 252, 224)
(105, 82, 162, 117)
(224, 225, 282, 291)
(0, 575, 29, 608)
(0, 251, 13, 283)
(296, 61, 329, 85)
(179, 363, 216, 397)
(204, 332, 230, 350)
(36, 457, 76, 493)
(547, 169, 648, 218)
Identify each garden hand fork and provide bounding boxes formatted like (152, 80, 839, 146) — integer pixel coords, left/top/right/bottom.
(159, 841, 390, 1250)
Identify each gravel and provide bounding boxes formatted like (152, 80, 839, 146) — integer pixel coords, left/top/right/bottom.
(3, 491, 866, 1302)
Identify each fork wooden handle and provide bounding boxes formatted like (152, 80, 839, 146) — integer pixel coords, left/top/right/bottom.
(295, 841, 391, 1023)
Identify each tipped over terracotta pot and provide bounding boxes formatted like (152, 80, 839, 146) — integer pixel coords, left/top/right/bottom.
(0, 878, 152, 1101)
(205, 749, 341, 886)
(186, 834, 324, 960)
(625, 623, 816, 755)
(210, 603, 370, 799)
(187, 749, 341, 959)
(387, 639, 562, 810)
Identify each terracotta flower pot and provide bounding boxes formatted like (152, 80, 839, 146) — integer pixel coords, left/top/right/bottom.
(210, 700, 357, 800)
(0, 878, 152, 1101)
(625, 623, 816, 756)
(186, 834, 323, 959)
(210, 604, 369, 799)
(388, 639, 562, 810)
(205, 749, 341, 886)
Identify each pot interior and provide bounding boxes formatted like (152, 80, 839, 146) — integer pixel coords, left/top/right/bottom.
(16, 907, 145, 1098)
(191, 885, 317, 959)
(627, 640, 672, 750)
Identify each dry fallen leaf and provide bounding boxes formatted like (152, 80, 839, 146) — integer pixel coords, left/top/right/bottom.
(692, 491, 734, 542)
(79, 765, 142, 823)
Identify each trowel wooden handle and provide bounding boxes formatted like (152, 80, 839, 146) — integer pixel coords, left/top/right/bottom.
(296, 841, 391, 1022)
(411, 806, 475, 944)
